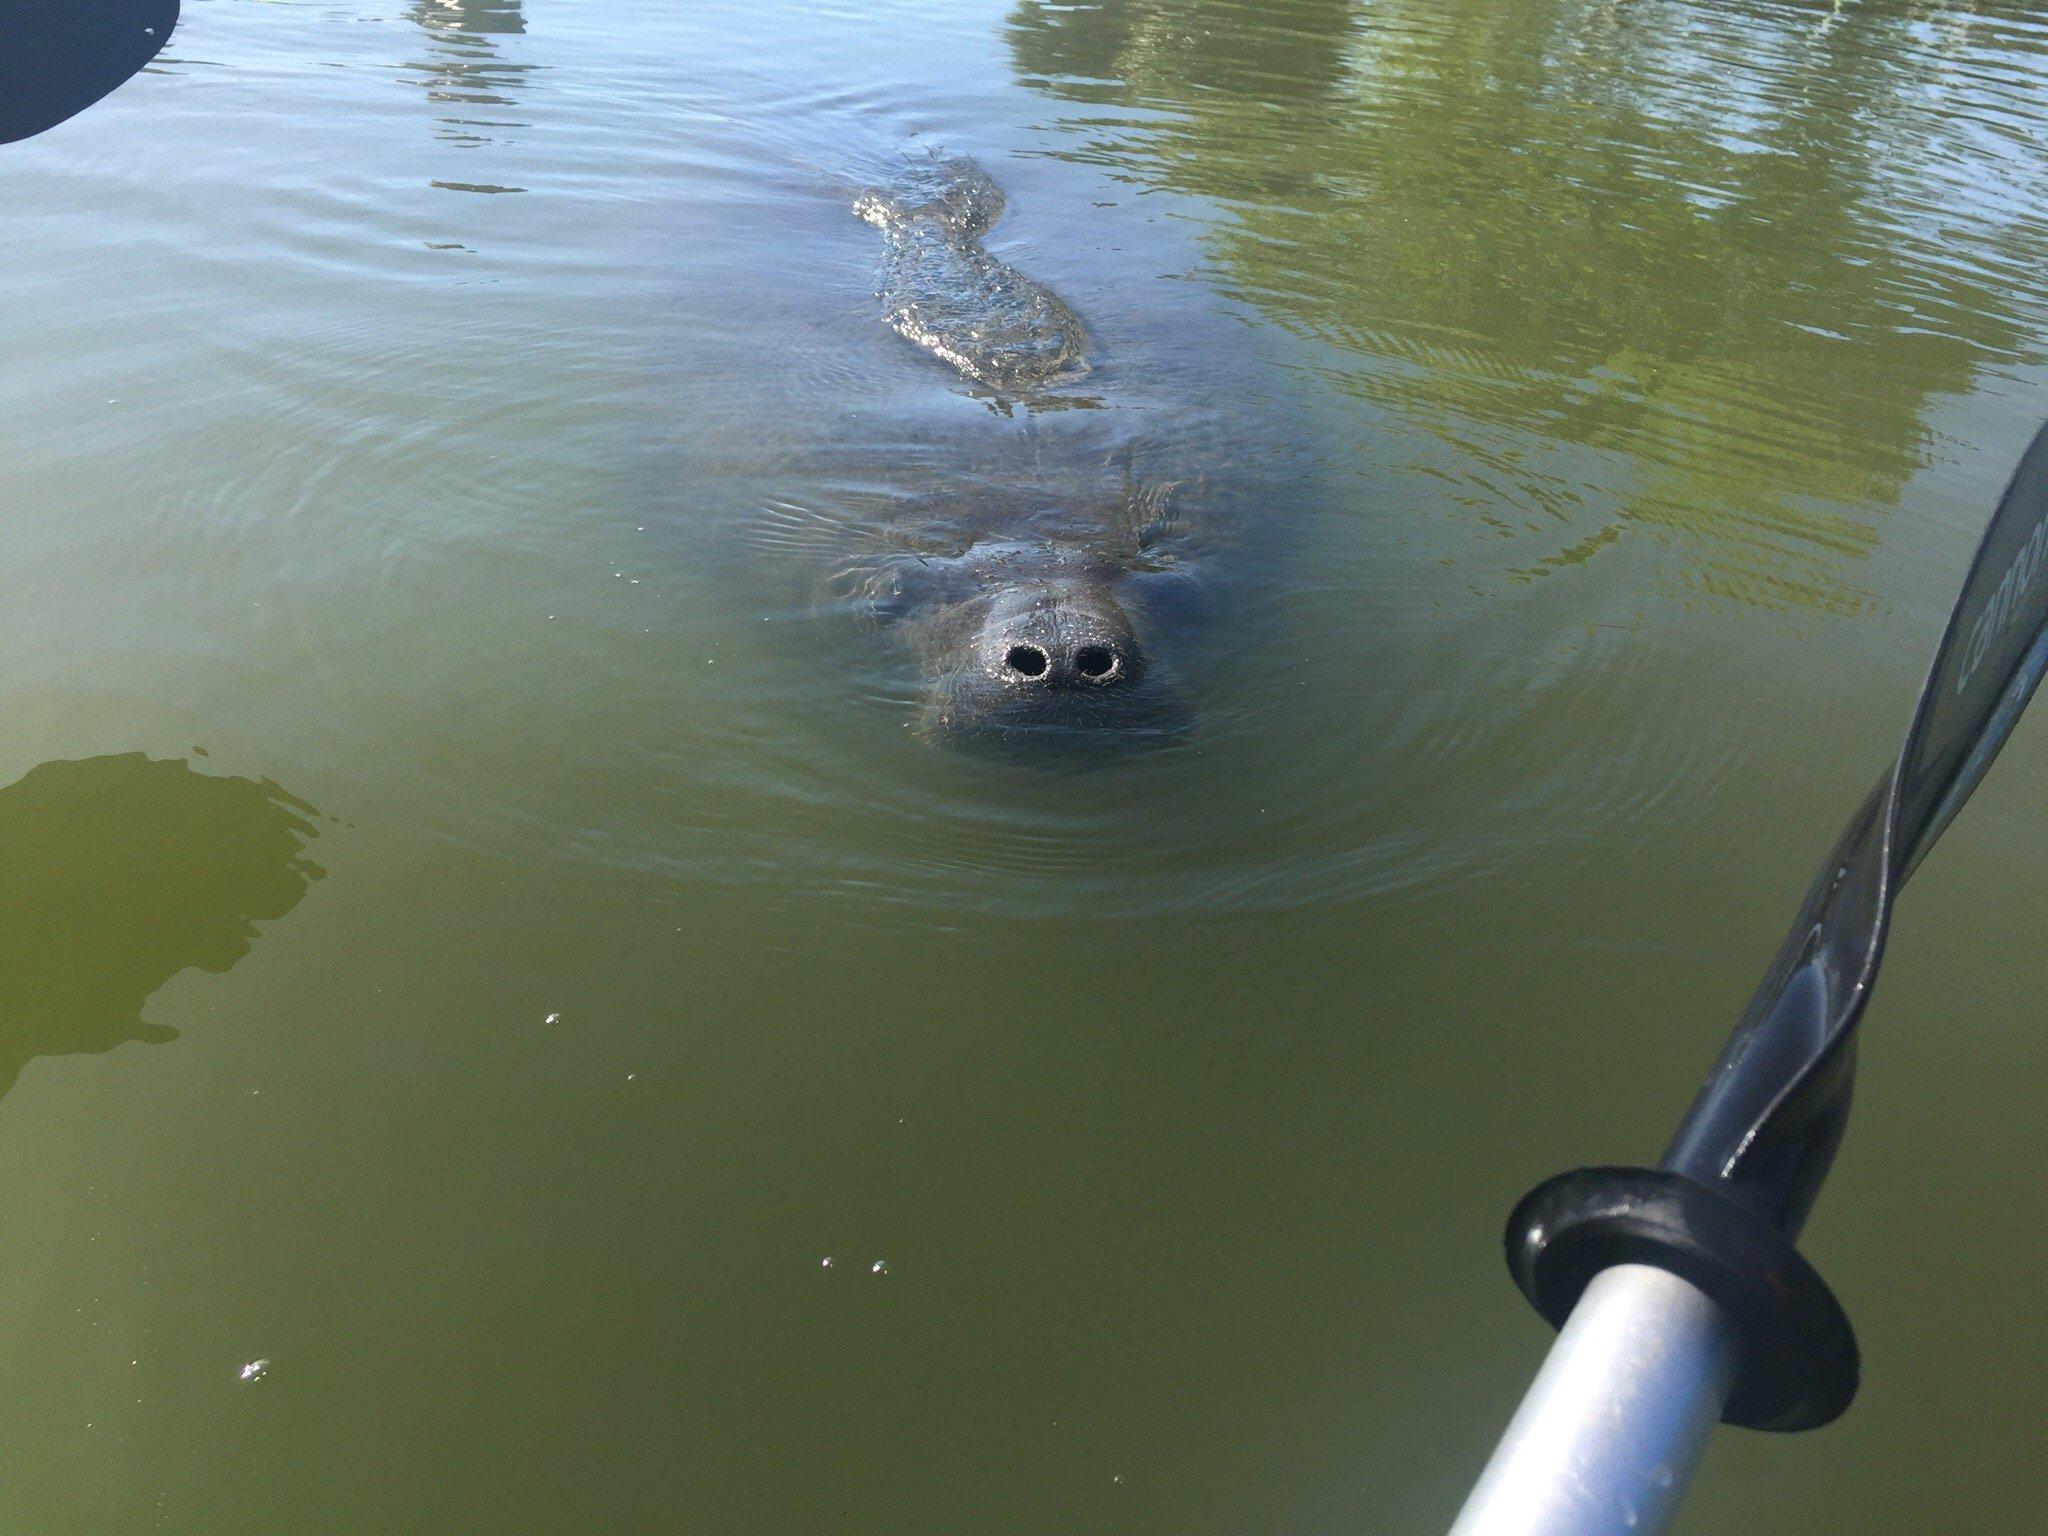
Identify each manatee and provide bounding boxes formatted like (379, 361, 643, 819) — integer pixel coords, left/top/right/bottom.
(838, 155, 1201, 745)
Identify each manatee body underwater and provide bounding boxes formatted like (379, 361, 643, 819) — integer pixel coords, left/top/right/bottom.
(834, 153, 1202, 748)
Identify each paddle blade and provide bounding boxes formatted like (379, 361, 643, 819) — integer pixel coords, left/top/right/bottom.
(1662, 417, 2048, 1231)
(0, 0, 178, 145)
(1897, 423, 2048, 874)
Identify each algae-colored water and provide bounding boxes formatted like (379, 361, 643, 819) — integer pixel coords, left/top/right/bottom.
(2, 1, 2044, 1529)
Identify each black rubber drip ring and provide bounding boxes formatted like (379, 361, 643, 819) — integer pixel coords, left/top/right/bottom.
(1505, 1166, 1860, 1432)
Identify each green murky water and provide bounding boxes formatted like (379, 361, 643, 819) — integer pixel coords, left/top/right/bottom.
(4, 0, 2045, 1528)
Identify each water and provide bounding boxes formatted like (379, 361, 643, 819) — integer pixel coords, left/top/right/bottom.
(3, 0, 2045, 1529)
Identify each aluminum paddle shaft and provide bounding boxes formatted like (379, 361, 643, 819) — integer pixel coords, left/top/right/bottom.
(1448, 1266, 1739, 1536)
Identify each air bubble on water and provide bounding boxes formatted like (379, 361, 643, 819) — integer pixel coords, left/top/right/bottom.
(238, 1359, 269, 1384)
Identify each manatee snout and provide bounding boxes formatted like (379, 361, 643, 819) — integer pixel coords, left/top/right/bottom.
(979, 584, 1141, 693)
(923, 580, 1183, 743)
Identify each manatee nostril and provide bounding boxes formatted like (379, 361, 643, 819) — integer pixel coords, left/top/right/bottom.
(1003, 644, 1050, 679)
(1073, 644, 1118, 680)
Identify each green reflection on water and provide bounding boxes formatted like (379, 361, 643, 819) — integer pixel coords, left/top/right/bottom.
(0, 755, 323, 1100)
(406, 0, 533, 154)
(1008, 0, 2048, 609)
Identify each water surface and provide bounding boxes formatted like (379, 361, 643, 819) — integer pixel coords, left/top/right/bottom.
(3, 0, 2045, 1529)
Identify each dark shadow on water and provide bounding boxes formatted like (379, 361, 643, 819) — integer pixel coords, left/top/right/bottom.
(0, 753, 323, 1101)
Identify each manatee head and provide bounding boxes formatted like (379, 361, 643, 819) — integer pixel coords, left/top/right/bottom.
(915, 567, 1186, 745)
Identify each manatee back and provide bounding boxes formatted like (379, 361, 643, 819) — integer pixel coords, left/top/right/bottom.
(854, 154, 1005, 234)
(855, 155, 1085, 393)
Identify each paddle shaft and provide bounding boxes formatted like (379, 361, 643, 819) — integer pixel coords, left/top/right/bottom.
(1448, 1265, 1740, 1536)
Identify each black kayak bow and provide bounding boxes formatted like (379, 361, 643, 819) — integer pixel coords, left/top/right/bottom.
(1, 0, 178, 145)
